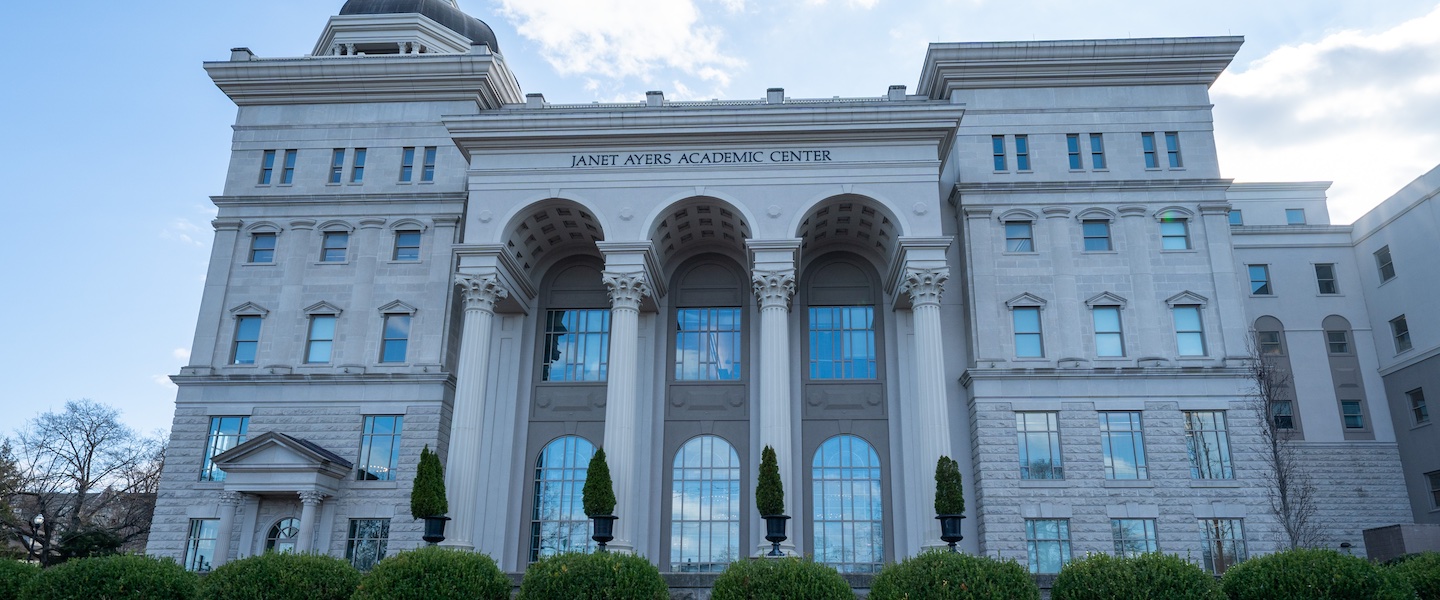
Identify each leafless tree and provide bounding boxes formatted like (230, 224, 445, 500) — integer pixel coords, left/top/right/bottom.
(1245, 336, 1324, 550)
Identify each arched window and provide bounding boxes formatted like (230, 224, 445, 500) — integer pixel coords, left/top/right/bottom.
(670, 435, 741, 571)
(266, 518, 299, 553)
(530, 435, 596, 562)
(812, 434, 883, 572)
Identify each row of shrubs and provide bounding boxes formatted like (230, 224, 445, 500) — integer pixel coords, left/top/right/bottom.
(1, 546, 1437, 600)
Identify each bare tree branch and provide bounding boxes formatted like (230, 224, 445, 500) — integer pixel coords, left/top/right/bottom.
(1244, 333, 1324, 550)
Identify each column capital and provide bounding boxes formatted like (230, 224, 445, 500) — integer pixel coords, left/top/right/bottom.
(218, 491, 243, 507)
(298, 491, 325, 506)
(455, 274, 509, 313)
(901, 267, 949, 307)
(602, 271, 650, 311)
(752, 269, 796, 310)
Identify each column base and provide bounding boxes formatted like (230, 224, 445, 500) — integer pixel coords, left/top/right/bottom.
(920, 541, 954, 554)
(438, 540, 475, 551)
(753, 542, 798, 558)
(599, 541, 635, 555)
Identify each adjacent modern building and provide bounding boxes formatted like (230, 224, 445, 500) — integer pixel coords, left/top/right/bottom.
(147, 0, 1440, 577)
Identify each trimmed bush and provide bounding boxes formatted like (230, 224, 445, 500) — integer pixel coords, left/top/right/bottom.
(1389, 552, 1440, 600)
(1220, 548, 1414, 600)
(410, 445, 448, 519)
(20, 554, 197, 600)
(0, 561, 40, 600)
(757, 445, 784, 516)
(353, 546, 509, 600)
(870, 550, 1036, 600)
(712, 557, 853, 600)
(934, 456, 964, 516)
(518, 551, 666, 600)
(1052, 552, 1221, 600)
(200, 552, 359, 600)
(582, 448, 616, 517)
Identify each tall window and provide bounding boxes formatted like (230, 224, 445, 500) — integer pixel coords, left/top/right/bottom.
(1099, 412, 1147, 480)
(1172, 306, 1205, 356)
(1165, 132, 1182, 167)
(422, 146, 437, 182)
(1248, 265, 1272, 295)
(1391, 315, 1412, 353)
(992, 135, 1007, 171)
(1015, 135, 1031, 171)
(305, 315, 336, 363)
(281, 149, 297, 184)
(1409, 388, 1430, 425)
(1428, 471, 1440, 509)
(1185, 411, 1233, 479)
(259, 150, 276, 184)
(1375, 246, 1396, 282)
(1286, 208, 1307, 225)
(1315, 264, 1338, 294)
(321, 231, 349, 262)
(184, 519, 219, 572)
(201, 416, 248, 481)
(345, 518, 389, 571)
(380, 314, 411, 363)
(1141, 133, 1158, 168)
(266, 518, 300, 553)
(232, 316, 262, 365)
(1341, 401, 1365, 429)
(1090, 133, 1106, 169)
(675, 308, 742, 380)
(330, 149, 345, 184)
(350, 148, 367, 182)
(357, 415, 403, 481)
(1005, 222, 1034, 252)
(400, 147, 416, 182)
(1025, 519, 1071, 574)
(1066, 134, 1082, 169)
(1112, 518, 1158, 557)
(671, 436, 741, 572)
(531, 436, 596, 562)
(1092, 306, 1125, 357)
(813, 435, 884, 573)
(808, 306, 876, 379)
(1012, 307, 1044, 358)
(248, 232, 276, 263)
(1016, 412, 1062, 479)
(393, 230, 421, 261)
(1326, 330, 1350, 354)
(1160, 218, 1190, 250)
(542, 309, 610, 382)
(1082, 221, 1111, 251)
(1199, 519, 1246, 574)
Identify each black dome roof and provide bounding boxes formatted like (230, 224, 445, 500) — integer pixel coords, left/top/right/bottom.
(339, 0, 499, 52)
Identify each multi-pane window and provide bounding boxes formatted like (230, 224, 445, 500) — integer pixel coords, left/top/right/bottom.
(1376, 246, 1396, 282)
(259, 150, 276, 184)
(1160, 218, 1190, 250)
(1141, 132, 1158, 168)
(1015, 134, 1031, 171)
(1066, 134, 1082, 169)
(1016, 412, 1063, 479)
(1286, 208, 1307, 225)
(1199, 519, 1246, 574)
(1408, 388, 1429, 424)
(808, 306, 877, 379)
(1165, 132, 1182, 167)
(1315, 264, 1338, 294)
(1005, 222, 1034, 252)
(1185, 411, 1233, 479)
(305, 315, 336, 363)
(1099, 412, 1147, 480)
(184, 519, 219, 572)
(357, 415, 403, 481)
(350, 148, 367, 182)
(676, 308, 742, 380)
(542, 309, 610, 382)
(1257, 331, 1282, 355)
(266, 518, 299, 553)
(400, 147, 416, 182)
(1089, 133, 1106, 169)
(671, 436, 741, 572)
(1229, 210, 1243, 226)
(1341, 401, 1365, 429)
(1248, 265, 1272, 295)
(281, 149, 297, 184)
(345, 518, 389, 571)
(393, 230, 421, 261)
(1428, 471, 1440, 509)
(1025, 519, 1071, 574)
(1326, 330, 1350, 354)
(813, 435, 884, 573)
(531, 436, 596, 562)
(1092, 306, 1124, 357)
(380, 314, 411, 363)
(1082, 220, 1111, 251)
(248, 232, 276, 263)
(1272, 399, 1294, 430)
(1172, 306, 1205, 356)
(992, 135, 1007, 171)
(1012, 307, 1044, 358)
(330, 149, 345, 183)
(321, 232, 349, 262)
(232, 316, 262, 365)
(201, 416, 249, 482)
(1391, 315, 1412, 353)
(422, 146, 437, 181)
(1112, 518, 1158, 557)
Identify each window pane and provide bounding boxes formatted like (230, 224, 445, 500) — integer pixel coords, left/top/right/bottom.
(1185, 411, 1233, 479)
(813, 435, 883, 573)
(671, 436, 741, 571)
(1229, 210, 1243, 226)
(531, 436, 596, 562)
(1286, 209, 1306, 225)
(201, 416, 249, 481)
(1005, 223, 1033, 252)
(357, 415, 404, 480)
(1100, 412, 1146, 479)
(1017, 412, 1062, 479)
(809, 306, 876, 380)
(675, 308, 742, 381)
(543, 309, 611, 382)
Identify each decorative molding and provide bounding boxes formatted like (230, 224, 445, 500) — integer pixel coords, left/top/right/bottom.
(288, 219, 318, 230)
(303, 301, 344, 316)
(997, 208, 1039, 223)
(1075, 207, 1118, 222)
(1165, 290, 1209, 307)
(213, 218, 244, 232)
(358, 217, 387, 230)
(1117, 205, 1148, 218)
(1153, 206, 1195, 221)
(377, 299, 418, 315)
(900, 267, 949, 307)
(388, 218, 428, 232)
(602, 272, 651, 311)
(1198, 203, 1232, 216)
(1084, 292, 1128, 308)
(298, 490, 325, 505)
(455, 274, 508, 313)
(229, 302, 270, 317)
(751, 269, 797, 310)
(1042, 206, 1072, 218)
(1005, 292, 1048, 309)
(218, 491, 243, 507)
(243, 220, 282, 233)
(318, 219, 355, 233)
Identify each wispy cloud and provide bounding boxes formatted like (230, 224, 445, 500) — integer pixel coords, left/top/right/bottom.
(803, 0, 880, 8)
(161, 218, 209, 247)
(172, 347, 191, 361)
(151, 374, 176, 389)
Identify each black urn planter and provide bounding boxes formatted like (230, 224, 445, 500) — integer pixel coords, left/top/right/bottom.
(762, 514, 790, 557)
(937, 514, 965, 552)
(421, 516, 451, 545)
(591, 515, 617, 551)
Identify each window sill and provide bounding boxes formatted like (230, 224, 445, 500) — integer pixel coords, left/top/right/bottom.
(1410, 421, 1432, 431)
(1103, 480, 1153, 488)
(241, 262, 276, 267)
(313, 260, 352, 266)
(1316, 293, 1344, 298)
(1019, 479, 1069, 488)
(1160, 249, 1198, 253)
(1189, 480, 1241, 488)
(195, 482, 224, 490)
(1081, 250, 1119, 255)
(1000, 251, 1039, 256)
(385, 259, 424, 265)
(351, 480, 398, 489)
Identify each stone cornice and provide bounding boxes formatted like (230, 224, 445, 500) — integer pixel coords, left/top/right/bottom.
(171, 372, 453, 387)
(960, 365, 1251, 387)
(212, 192, 467, 207)
(204, 52, 523, 109)
(952, 178, 1233, 197)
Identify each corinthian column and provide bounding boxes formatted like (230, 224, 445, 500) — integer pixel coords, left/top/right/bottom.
(442, 274, 508, 551)
(601, 271, 650, 554)
(901, 267, 952, 549)
(295, 491, 324, 553)
(211, 491, 241, 568)
(753, 268, 798, 556)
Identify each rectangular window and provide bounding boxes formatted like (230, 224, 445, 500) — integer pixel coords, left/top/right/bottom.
(422, 146, 437, 181)
(1165, 132, 1182, 167)
(1025, 519, 1071, 574)
(1257, 331, 1283, 355)
(1229, 210, 1243, 226)
(1428, 471, 1440, 509)
(1160, 219, 1190, 250)
(259, 150, 276, 184)
(393, 230, 421, 261)
(248, 232, 276, 263)
(542, 309, 611, 382)
(1082, 220, 1112, 251)
(400, 147, 415, 182)
(809, 306, 877, 379)
(1408, 388, 1430, 424)
(357, 415, 403, 481)
(1012, 307, 1044, 358)
(1272, 399, 1295, 430)
(1005, 222, 1034, 252)
(1016, 412, 1062, 479)
(184, 519, 220, 572)
(1173, 306, 1205, 356)
(1200, 519, 1247, 574)
(1326, 330, 1350, 354)
(305, 315, 336, 363)
(1286, 208, 1307, 225)
(1391, 315, 1412, 353)
(345, 519, 390, 571)
(201, 416, 249, 481)
(330, 149, 345, 184)
(1090, 133, 1106, 169)
(1376, 246, 1396, 282)
(1015, 134, 1031, 171)
(232, 316, 261, 365)
(1141, 133, 1158, 168)
(1248, 265, 1272, 295)
(1112, 518, 1158, 557)
(992, 135, 1007, 171)
(675, 307, 743, 380)
(350, 148, 367, 182)
(1341, 401, 1365, 429)
(281, 149, 297, 184)
(321, 232, 349, 262)
(380, 314, 411, 363)
(1185, 411, 1233, 479)
(1093, 306, 1125, 357)
(1315, 264, 1338, 294)
(1066, 134, 1082, 169)
(1100, 412, 1147, 479)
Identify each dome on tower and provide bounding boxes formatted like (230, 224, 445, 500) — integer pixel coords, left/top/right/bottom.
(339, 0, 500, 52)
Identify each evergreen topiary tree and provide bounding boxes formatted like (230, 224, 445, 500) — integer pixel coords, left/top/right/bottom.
(582, 447, 615, 517)
(410, 445, 448, 519)
(757, 445, 784, 516)
(934, 456, 964, 516)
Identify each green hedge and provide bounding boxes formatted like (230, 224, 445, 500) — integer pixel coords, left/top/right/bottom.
(1388, 552, 1440, 600)
(518, 552, 666, 600)
(0, 561, 40, 600)
(20, 554, 197, 600)
(1220, 548, 1414, 600)
(353, 546, 510, 600)
(711, 557, 853, 600)
(1052, 553, 1221, 600)
(869, 550, 1036, 600)
(199, 552, 359, 600)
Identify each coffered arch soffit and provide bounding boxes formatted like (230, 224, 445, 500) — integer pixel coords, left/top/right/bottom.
(500, 198, 607, 285)
(647, 195, 754, 275)
(794, 194, 905, 273)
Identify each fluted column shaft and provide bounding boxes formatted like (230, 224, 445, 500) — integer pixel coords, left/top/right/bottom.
(602, 272, 649, 553)
(903, 267, 952, 547)
(442, 275, 508, 550)
(753, 269, 798, 555)
(212, 491, 241, 568)
(296, 491, 324, 553)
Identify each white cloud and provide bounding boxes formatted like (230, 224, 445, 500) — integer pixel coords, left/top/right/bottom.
(172, 347, 191, 361)
(151, 374, 176, 389)
(803, 0, 880, 8)
(1212, 4, 1440, 223)
(161, 217, 209, 247)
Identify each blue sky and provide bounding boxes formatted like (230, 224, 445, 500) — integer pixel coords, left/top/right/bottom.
(1, 0, 1437, 437)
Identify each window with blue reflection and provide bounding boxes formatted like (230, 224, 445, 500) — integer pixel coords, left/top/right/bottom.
(1082, 221, 1111, 251)
(1066, 134, 1081, 169)
(380, 314, 410, 363)
(1015, 135, 1031, 171)
(1090, 133, 1106, 169)
(671, 435, 741, 572)
(543, 309, 610, 382)
(675, 308, 741, 380)
(232, 316, 261, 365)
(1026, 519, 1071, 573)
(1142, 133, 1158, 169)
(1004, 222, 1034, 252)
(1165, 132, 1182, 168)
(322, 232, 349, 262)
(393, 231, 421, 261)
(1185, 410, 1233, 479)
(1173, 306, 1205, 356)
(808, 306, 876, 379)
(249, 232, 276, 263)
(1160, 219, 1190, 250)
(357, 415, 403, 481)
(1017, 412, 1063, 479)
(813, 435, 883, 573)
(306, 315, 336, 363)
(345, 518, 389, 571)
(201, 416, 248, 481)
(531, 436, 596, 562)
(266, 518, 300, 553)
(1093, 306, 1124, 357)
(992, 135, 1007, 171)
(185, 519, 219, 572)
(1012, 307, 1043, 358)
(1099, 412, 1146, 479)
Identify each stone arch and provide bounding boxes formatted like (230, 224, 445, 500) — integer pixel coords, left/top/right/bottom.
(500, 198, 606, 282)
(793, 194, 904, 272)
(646, 195, 753, 275)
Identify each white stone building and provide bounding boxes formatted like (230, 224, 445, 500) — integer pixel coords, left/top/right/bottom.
(148, 0, 1439, 577)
